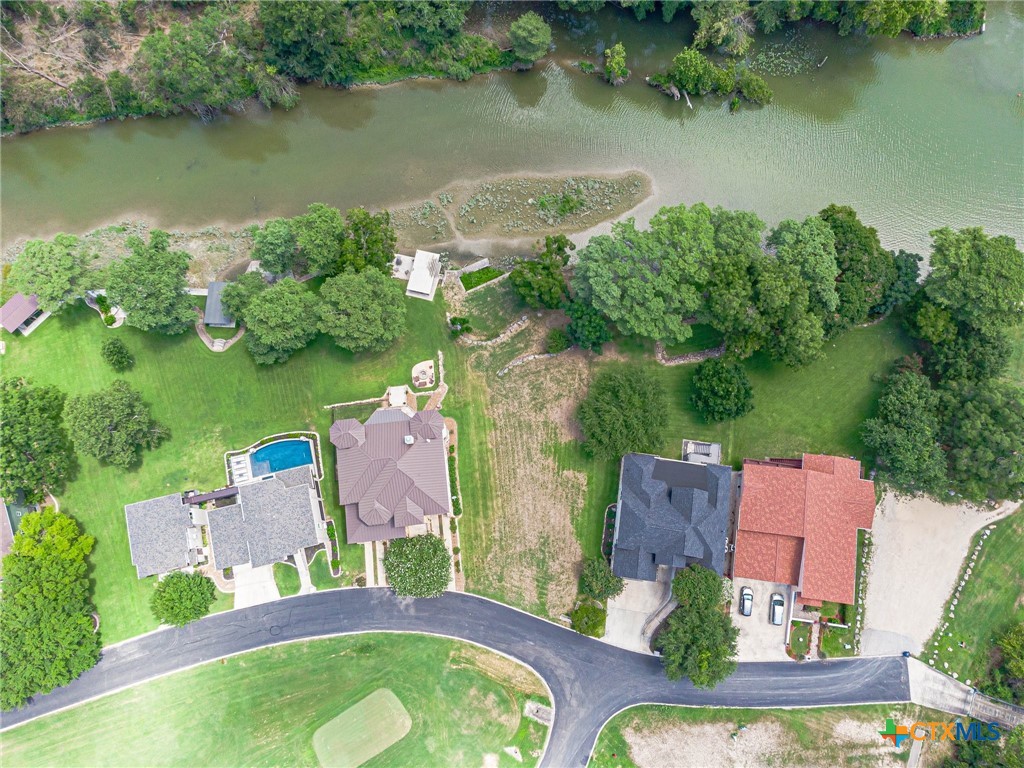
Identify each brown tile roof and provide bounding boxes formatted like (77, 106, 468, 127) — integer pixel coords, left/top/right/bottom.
(734, 454, 874, 605)
(334, 407, 451, 544)
(1, 293, 38, 333)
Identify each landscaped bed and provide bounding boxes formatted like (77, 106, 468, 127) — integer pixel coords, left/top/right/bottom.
(459, 266, 504, 291)
(1, 634, 551, 768)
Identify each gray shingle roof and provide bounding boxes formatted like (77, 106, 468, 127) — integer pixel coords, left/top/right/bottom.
(206, 465, 322, 569)
(204, 281, 235, 328)
(612, 453, 732, 581)
(125, 494, 195, 579)
(334, 407, 451, 544)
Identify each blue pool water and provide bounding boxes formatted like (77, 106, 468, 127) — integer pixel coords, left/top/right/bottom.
(249, 439, 313, 477)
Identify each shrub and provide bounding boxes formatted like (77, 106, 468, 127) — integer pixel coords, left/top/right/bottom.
(570, 603, 606, 637)
(736, 68, 773, 105)
(331, 559, 341, 570)
(509, 11, 551, 63)
(382, 535, 451, 598)
(577, 61, 596, 74)
(103, 315, 116, 326)
(577, 366, 667, 459)
(452, 546, 460, 555)
(150, 571, 216, 627)
(546, 328, 572, 354)
(690, 358, 754, 422)
(460, 266, 503, 291)
(100, 337, 134, 371)
(581, 557, 624, 601)
(604, 42, 628, 84)
(95, 294, 111, 313)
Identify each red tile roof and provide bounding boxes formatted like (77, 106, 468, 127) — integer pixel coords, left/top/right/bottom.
(733, 454, 874, 606)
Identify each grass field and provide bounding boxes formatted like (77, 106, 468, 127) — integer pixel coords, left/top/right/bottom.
(273, 562, 301, 597)
(309, 549, 343, 591)
(924, 508, 1024, 690)
(3, 297, 452, 643)
(312, 688, 411, 767)
(460, 267, 505, 291)
(462, 277, 527, 339)
(589, 703, 934, 768)
(789, 622, 811, 657)
(1, 634, 550, 768)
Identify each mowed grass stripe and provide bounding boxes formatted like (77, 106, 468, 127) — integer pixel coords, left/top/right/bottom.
(312, 688, 411, 768)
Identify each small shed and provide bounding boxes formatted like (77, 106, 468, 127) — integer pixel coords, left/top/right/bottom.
(406, 250, 442, 301)
(0, 293, 43, 334)
(204, 282, 235, 328)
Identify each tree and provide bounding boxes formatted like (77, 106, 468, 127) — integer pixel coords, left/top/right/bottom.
(100, 337, 134, 371)
(874, 249, 921, 316)
(926, 325, 1011, 384)
(0, 378, 74, 502)
(252, 218, 297, 275)
(150, 571, 217, 627)
(106, 230, 195, 334)
(395, 0, 467, 48)
(293, 202, 346, 276)
(665, 48, 728, 96)
(243, 278, 320, 364)
(0, 509, 101, 710)
(1000, 623, 1024, 681)
(580, 557, 624, 601)
(657, 565, 738, 687)
(577, 366, 666, 460)
(604, 42, 628, 85)
(9, 234, 89, 313)
(509, 235, 572, 309)
(220, 272, 268, 327)
(382, 534, 451, 598)
(925, 227, 1024, 335)
(318, 269, 407, 353)
(690, 0, 753, 55)
(341, 207, 397, 274)
(861, 370, 946, 494)
(566, 299, 611, 353)
(767, 216, 840, 323)
(690, 358, 753, 422)
(259, 0, 353, 83)
(63, 380, 167, 469)
(509, 11, 551, 63)
(570, 602, 606, 637)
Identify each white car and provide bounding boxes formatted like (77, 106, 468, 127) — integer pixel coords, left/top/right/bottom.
(769, 593, 785, 626)
(739, 587, 753, 617)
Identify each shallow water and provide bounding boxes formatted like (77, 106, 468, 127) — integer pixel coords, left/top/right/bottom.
(2, 2, 1022, 253)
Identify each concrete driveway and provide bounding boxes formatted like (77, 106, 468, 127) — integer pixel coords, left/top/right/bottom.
(733, 579, 791, 662)
(604, 570, 672, 654)
(232, 563, 281, 608)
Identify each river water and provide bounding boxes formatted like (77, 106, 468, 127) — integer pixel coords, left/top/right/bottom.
(2, 2, 1022, 253)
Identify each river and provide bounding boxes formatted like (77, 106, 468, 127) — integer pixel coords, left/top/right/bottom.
(2, 2, 1022, 254)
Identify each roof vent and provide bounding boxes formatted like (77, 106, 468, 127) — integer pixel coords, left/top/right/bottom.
(404, 435, 415, 445)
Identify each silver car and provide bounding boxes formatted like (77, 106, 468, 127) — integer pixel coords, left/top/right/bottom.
(769, 593, 785, 625)
(739, 587, 753, 617)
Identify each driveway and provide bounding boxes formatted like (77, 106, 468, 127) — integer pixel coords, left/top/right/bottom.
(733, 579, 791, 662)
(231, 563, 280, 608)
(604, 570, 671, 654)
(0, 590, 913, 768)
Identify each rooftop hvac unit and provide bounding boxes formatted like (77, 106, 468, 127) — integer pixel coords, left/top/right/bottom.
(404, 435, 415, 445)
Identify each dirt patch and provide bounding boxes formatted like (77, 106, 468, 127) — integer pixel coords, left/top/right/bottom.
(449, 646, 548, 698)
(463, 322, 592, 617)
(461, 686, 519, 735)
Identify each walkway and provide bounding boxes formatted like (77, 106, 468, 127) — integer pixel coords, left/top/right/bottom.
(1, 590, 914, 767)
(193, 308, 245, 352)
(230, 563, 280, 609)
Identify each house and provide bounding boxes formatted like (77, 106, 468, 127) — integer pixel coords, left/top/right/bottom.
(204, 281, 235, 328)
(331, 407, 451, 544)
(732, 454, 875, 607)
(611, 451, 732, 581)
(124, 465, 326, 578)
(405, 249, 442, 301)
(0, 293, 47, 336)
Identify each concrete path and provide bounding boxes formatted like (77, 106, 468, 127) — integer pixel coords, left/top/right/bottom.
(231, 563, 280, 609)
(295, 552, 315, 596)
(604, 574, 670, 654)
(1, 590, 913, 768)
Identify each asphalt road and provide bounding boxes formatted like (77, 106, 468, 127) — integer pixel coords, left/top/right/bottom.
(0, 589, 911, 767)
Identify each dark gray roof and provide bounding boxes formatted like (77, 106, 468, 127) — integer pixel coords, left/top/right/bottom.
(125, 493, 195, 579)
(612, 453, 732, 581)
(333, 407, 450, 544)
(206, 466, 321, 569)
(204, 281, 235, 327)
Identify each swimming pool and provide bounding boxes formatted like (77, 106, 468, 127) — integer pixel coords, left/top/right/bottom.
(249, 439, 314, 477)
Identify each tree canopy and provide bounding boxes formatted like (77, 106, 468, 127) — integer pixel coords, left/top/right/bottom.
(580, 557, 624, 601)
(657, 565, 737, 687)
(509, 235, 572, 310)
(100, 337, 134, 372)
(318, 269, 407, 353)
(690, 357, 754, 422)
(0, 378, 74, 503)
(566, 299, 612, 353)
(252, 218, 298, 275)
(382, 534, 451, 598)
(509, 11, 551, 63)
(604, 42, 628, 84)
(105, 230, 195, 334)
(63, 380, 167, 469)
(243, 278, 320, 364)
(9, 234, 89, 313)
(0, 509, 101, 710)
(341, 207, 397, 274)
(293, 203, 347, 276)
(577, 366, 667, 460)
(220, 273, 268, 327)
(150, 572, 217, 627)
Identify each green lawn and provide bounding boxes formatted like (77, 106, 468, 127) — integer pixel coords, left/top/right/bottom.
(589, 704, 928, 768)
(462, 277, 527, 339)
(1, 634, 550, 768)
(788, 621, 811, 657)
(308, 549, 344, 591)
(4, 298, 453, 643)
(1008, 324, 1024, 388)
(924, 508, 1024, 690)
(460, 266, 505, 291)
(273, 562, 301, 597)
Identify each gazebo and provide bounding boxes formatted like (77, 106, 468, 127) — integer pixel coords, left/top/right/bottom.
(0, 293, 46, 335)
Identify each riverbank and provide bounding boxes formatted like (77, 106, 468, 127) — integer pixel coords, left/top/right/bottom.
(1, 171, 652, 285)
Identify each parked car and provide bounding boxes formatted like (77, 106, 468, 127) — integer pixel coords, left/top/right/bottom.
(769, 593, 785, 625)
(739, 587, 753, 617)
